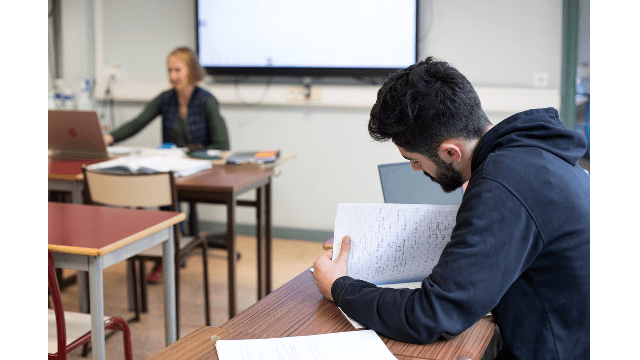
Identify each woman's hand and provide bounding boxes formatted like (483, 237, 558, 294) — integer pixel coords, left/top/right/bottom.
(103, 134, 114, 146)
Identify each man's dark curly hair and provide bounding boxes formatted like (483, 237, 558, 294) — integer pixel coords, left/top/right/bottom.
(368, 56, 491, 160)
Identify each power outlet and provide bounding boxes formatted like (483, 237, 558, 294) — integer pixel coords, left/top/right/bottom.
(533, 72, 549, 88)
(104, 66, 121, 81)
(286, 86, 322, 102)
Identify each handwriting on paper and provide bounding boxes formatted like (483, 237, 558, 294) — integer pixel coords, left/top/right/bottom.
(332, 203, 458, 285)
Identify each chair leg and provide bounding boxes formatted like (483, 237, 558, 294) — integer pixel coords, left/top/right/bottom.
(201, 243, 211, 326)
(121, 322, 133, 360)
(106, 317, 134, 360)
(128, 259, 141, 322)
(139, 259, 148, 313)
(56, 268, 77, 291)
(81, 343, 90, 357)
(81, 268, 95, 357)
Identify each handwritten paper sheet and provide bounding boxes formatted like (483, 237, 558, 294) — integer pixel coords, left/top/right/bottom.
(214, 330, 396, 360)
(332, 203, 459, 285)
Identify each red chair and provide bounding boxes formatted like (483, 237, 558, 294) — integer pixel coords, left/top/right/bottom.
(48, 250, 133, 360)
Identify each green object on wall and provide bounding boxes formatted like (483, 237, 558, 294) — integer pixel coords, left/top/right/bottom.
(561, 0, 580, 131)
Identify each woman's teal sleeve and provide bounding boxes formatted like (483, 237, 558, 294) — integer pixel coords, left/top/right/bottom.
(206, 96, 230, 150)
(110, 93, 163, 143)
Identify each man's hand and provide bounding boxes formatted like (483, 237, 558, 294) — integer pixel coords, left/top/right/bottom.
(313, 235, 351, 302)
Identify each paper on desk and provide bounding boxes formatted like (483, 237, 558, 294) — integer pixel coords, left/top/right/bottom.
(137, 147, 187, 157)
(215, 330, 396, 360)
(107, 145, 139, 156)
(87, 155, 212, 177)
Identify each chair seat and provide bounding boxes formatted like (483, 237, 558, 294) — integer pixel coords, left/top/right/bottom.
(137, 235, 198, 257)
(48, 309, 110, 354)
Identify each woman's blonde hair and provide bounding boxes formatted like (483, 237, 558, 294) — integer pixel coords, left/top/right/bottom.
(168, 47, 205, 85)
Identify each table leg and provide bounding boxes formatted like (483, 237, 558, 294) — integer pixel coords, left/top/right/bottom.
(126, 261, 136, 311)
(188, 201, 198, 236)
(162, 228, 177, 344)
(256, 185, 267, 299)
(77, 270, 89, 313)
(71, 181, 84, 204)
(266, 180, 273, 294)
(227, 194, 237, 318)
(88, 256, 106, 360)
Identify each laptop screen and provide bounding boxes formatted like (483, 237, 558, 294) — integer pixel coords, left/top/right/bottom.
(48, 110, 109, 159)
(378, 162, 463, 205)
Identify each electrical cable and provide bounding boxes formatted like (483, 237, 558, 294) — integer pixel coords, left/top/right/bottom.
(48, 0, 56, 18)
(99, 75, 116, 130)
(233, 76, 272, 106)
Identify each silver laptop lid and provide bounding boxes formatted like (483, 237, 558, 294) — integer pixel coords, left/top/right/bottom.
(48, 110, 109, 159)
(378, 162, 463, 205)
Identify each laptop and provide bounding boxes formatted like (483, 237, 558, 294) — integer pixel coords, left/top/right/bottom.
(378, 162, 463, 205)
(48, 110, 109, 159)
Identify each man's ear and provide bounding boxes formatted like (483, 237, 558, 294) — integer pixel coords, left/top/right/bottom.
(437, 141, 463, 162)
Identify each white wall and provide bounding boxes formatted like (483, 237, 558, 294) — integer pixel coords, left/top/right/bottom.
(421, 0, 562, 88)
(56, 0, 566, 232)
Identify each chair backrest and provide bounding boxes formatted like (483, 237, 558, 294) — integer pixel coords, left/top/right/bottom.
(377, 162, 463, 205)
(82, 168, 178, 210)
(48, 250, 67, 360)
(82, 168, 182, 254)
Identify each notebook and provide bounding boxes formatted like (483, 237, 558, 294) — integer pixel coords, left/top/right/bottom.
(377, 162, 463, 205)
(226, 150, 280, 164)
(48, 110, 109, 159)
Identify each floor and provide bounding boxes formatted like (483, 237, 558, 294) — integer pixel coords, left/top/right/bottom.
(56, 235, 326, 360)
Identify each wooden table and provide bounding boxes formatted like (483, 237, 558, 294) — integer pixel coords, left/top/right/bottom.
(48, 202, 185, 360)
(148, 270, 495, 360)
(176, 166, 274, 317)
(48, 155, 289, 318)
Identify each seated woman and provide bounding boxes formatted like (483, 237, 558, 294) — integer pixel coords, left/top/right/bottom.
(105, 46, 230, 282)
(104, 46, 229, 152)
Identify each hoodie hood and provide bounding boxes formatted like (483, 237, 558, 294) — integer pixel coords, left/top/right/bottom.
(471, 108, 587, 173)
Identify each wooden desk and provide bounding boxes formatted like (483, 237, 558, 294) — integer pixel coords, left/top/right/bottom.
(48, 202, 185, 360)
(146, 327, 261, 360)
(149, 270, 495, 360)
(222, 270, 495, 360)
(48, 156, 282, 318)
(147, 326, 483, 360)
(175, 167, 275, 317)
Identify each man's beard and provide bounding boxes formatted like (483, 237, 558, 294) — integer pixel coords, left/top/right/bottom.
(423, 158, 464, 193)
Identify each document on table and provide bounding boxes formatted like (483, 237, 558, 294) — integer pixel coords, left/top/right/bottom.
(87, 155, 212, 177)
(215, 330, 396, 360)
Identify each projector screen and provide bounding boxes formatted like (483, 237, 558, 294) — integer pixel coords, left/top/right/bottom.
(196, 0, 418, 77)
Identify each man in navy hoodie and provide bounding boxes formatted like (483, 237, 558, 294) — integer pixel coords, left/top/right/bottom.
(313, 57, 589, 359)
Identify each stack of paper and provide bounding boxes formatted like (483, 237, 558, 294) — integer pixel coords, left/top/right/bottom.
(87, 155, 212, 177)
